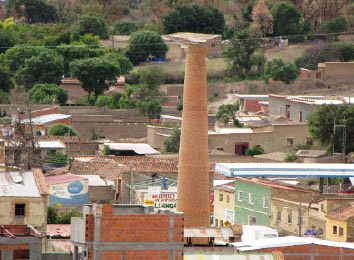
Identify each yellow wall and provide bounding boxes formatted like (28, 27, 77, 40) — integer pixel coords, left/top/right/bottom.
(326, 218, 348, 242)
(0, 196, 47, 232)
(213, 189, 235, 226)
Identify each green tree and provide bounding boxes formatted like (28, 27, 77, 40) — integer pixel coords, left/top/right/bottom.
(216, 103, 241, 126)
(13, 0, 58, 23)
(95, 95, 110, 110)
(29, 83, 68, 104)
(119, 89, 136, 109)
(48, 123, 79, 136)
(224, 29, 265, 79)
(295, 43, 340, 70)
(14, 51, 64, 91)
(134, 66, 164, 118)
(163, 5, 225, 34)
(3, 45, 48, 74)
(164, 128, 181, 153)
(246, 145, 265, 156)
(113, 21, 140, 35)
(308, 105, 354, 154)
(336, 43, 354, 62)
(125, 30, 168, 65)
(0, 30, 15, 54)
(56, 45, 105, 76)
(57, 210, 82, 224)
(47, 206, 58, 224)
(108, 92, 122, 109)
(137, 98, 162, 119)
(0, 90, 11, 104)
(103, 52, 133, 75)
(271, 1, 307, 37)
(324, 16, 347, 40)
(0, 67, 14, 92)
(264, 59, 298, 84)
(49, 152, 72, 166)
(76, 14, 109, 39)
(70, 57, 119, 100)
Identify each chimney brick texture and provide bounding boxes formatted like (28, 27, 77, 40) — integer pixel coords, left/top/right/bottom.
(177, 44, 210, 228)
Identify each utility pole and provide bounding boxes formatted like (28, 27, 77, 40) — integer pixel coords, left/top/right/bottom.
(298, 202, 302, 237)
(129, 162, 134, 204)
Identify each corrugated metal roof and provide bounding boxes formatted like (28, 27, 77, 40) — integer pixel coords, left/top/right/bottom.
(45, 174, 86, 185)
(209, 128, 253, 135)
(104, 143, 159, 155)
(76, 175, 114, 186)
(21, 114, 71, 125)
(37, 141, 66, 149)
(47, 224, 71, 238)
(184, 227, 236, 239)
(215, 163, 354, 178)
(231, 236, 354, 251)
(0, 172, 41, 197)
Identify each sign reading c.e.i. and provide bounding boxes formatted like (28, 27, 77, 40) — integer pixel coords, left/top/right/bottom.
(67, 181, 84, 194)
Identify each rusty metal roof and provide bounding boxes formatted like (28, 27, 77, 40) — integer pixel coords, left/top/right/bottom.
(47, 224, 71, 238)
(184, 226, 241, 239)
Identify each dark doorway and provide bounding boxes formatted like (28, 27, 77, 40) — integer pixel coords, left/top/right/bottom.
(235, 143, 249, 155)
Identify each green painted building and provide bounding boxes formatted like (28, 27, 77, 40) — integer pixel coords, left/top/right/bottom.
(234, 178, 271, 226)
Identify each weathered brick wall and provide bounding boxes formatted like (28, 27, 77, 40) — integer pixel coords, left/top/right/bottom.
(31, 107, 59, 118)
(251, 244, 354, 260)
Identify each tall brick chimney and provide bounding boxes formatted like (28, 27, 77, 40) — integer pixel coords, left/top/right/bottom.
(177, 44, 210, 229)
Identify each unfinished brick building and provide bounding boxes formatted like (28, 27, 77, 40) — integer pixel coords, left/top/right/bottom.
(0, 225, 42, 260)
(71, 204, 184, 260)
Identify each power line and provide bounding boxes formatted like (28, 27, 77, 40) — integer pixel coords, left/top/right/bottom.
(0, 30, 352, 49)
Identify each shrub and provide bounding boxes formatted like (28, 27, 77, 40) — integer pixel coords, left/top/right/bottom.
(102, 145, 111, 155)
(324, 16, 347, 38)
(164, 128, 181, 153)
(0, 90, 10, 104)
(284, 153, 298, 162)
(264, 59, 298, 84)
(47, 206, 58, 224)
(246, 145, 265, 156)
(48, 123, 79, 136)
(113, 21, 140, 35)
(29, 83, 68, 104)
(336, 42, 354, 62)
(295, 43, 340, 70)
(49, 152, 72, 166)
(57, 210, 82, 224)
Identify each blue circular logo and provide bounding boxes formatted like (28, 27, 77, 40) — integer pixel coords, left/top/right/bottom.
(68, 181, 84, 194)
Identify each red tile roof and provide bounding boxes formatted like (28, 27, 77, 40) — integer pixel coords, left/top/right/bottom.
(47, 224, 71, 238)
(45, 174, 86, 185)
(0, 225, 42, 238)
(327, 204, 354, 221)
(33, 168, 49, 195)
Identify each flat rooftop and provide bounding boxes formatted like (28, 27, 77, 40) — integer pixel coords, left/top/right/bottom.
(215, 163, 354, 178)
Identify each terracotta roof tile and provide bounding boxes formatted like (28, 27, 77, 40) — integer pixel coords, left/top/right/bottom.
(32, 168, 49, 195)
(327, 204, 354, 221)
(47, 224, 71, 238)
